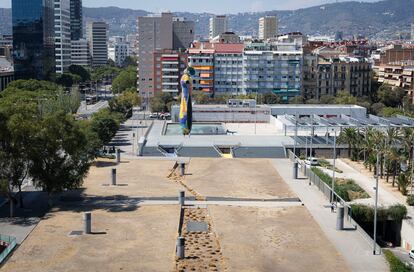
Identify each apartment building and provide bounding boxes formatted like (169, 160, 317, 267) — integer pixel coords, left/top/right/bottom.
(243, 42, 302, 101)
(54, 0, 72, 74)
(153, 49, 188, 95)
(109, 42, 130, 67)
(86, 21, 108, 67)
(379, 45, 414, 65)
(378, 62, 414, 90)
(188, 43, 215, 94)
(214, 43, 244, 95)
(259, 16, 278, 40)
(137, 13, 194, 101)
(209, 15, 228, 40)
(303, 54, 372, 99)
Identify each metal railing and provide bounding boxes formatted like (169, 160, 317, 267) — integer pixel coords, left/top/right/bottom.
(0, 234, 17, 264)
(287, 150, 382, 253)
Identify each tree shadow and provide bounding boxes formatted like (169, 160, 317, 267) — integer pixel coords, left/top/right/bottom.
(95, 161, 117, 168)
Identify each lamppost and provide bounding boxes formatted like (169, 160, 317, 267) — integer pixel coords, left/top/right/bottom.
(293, 114, 298, 159)
(373, 151, 380, 255)
(331, 128, 337, 203)
(411, 145, 414, 195)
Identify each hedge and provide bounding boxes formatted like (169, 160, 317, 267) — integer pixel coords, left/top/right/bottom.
(350, 204, 407, 222)
(311, 167, 369, 201)
(384, 249, 413, 272)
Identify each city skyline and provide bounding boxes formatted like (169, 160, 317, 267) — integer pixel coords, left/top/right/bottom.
(0, 0, 380, 13)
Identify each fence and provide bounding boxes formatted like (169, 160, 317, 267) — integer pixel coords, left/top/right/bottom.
(0, 234, 16, 264)
(288, 150, 382, 254)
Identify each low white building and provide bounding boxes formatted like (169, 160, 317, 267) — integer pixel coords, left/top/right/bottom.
(108, 43, 130, 67)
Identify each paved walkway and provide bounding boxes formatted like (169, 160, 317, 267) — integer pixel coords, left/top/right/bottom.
(272, 159, 389, 272)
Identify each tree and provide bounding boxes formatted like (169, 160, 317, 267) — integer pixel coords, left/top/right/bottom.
(370, 102, 385, 115)
(262, 92, 281, 104)
(335, 90, 357, 104)
(55, 73, 82, 87)
(289, 96, 305, 104)
(397, 173, 410, 195)
(338, 128, 358, 160)
(109, 90, 141, 118)
(150, 92, 176, 113)
(319, 95, 335, 104)
(91, 65, 120, 82)
(69, 65, 91, 82)
(122, 56, 137, 68)
(377, 84, 406, 108)
(90, 109, 122, 145)
(111, 66, 137, 94)
(29, 112, 94, 195)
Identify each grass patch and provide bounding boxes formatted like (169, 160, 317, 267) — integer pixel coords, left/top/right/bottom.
(311, 167, 369, 201)
(318, 159, 343, 173)
(384, 249, 414, 272)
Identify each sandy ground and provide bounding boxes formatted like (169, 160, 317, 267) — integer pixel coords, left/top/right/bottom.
(209, 205, 350, 272)
(82, 159, 184, 198)
(185, 158, 296, 199)
(1, 206, 179, 272)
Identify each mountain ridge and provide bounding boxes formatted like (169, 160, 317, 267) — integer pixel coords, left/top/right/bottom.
(0, 0, 413, 39)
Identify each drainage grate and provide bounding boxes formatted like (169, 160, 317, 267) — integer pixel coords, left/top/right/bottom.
(187, 221, 208, 232)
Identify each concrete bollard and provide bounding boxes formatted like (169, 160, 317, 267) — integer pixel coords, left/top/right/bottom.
(116, 149, 121, 164)
(336, 206, 345, 230)
(293, 162, 298, 179)
(176, 236, 185, 259)
(84, 212, 92, 234)
(111, 168, 117, 186)
(179, 163, 185, 176)
(179, 191, 185, 206)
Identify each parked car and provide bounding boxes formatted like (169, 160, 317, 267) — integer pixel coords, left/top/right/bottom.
(305, 157, 319, 166)
(409, 249, 414, 259)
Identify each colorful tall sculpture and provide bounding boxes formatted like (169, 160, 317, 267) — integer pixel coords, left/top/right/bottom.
(179, 66, 195, 135)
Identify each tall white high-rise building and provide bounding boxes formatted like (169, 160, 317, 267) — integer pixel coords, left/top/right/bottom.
(209, 15, 228, 40)
(258, 16, 278, 40)
(86, 21, 108, 67)
(54, 0, 72, 74)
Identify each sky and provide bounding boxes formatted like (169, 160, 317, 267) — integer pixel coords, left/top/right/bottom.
(0, 0, 380, 13)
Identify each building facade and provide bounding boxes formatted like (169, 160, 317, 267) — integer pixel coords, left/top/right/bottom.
(188, 44, 215, 94)
(0, 57, 14, 91)
(243, 42, 302, 101)
(70, 0, 82, 40)
(71, 38, 90, 66)
(173, 17, 195, 50)
(12, 0, 55, 79)
(213, 43, 244, 95)
(153, 49, 187, 95)
(87, 21, 108, 67)
(259, 16, 278, 40)
(54, 0, 71, 74)
(209, 15, 227, 40)
(137, 13, 194, 103)
(108, 42, 130, 67)
(303, 54, 372, 99)
(137, 13, 173, 100)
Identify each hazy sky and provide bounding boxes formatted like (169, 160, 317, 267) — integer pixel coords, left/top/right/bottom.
(0, 0, 380, 13)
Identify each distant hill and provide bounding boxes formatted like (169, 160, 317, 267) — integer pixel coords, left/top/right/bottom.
(1, 0, 414, 39)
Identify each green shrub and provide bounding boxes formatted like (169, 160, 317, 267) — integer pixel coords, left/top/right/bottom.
(407, 196, 414, 206)
(350, 204, 407, 222)
(384, 249, 413, 272)
(311, 167, 368, 201)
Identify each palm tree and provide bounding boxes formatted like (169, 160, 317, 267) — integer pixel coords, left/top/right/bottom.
(401, 128, 414, 167)
(397, 172, 411, 195)
(338, 127, 358, 160)
(384, 128, 401, 183)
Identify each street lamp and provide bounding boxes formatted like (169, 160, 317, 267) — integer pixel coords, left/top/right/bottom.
(331, 129, 337, 204)
(373, 151, 380, 255)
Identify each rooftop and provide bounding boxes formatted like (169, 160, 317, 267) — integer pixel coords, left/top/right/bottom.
(1, 158, 349, 272)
